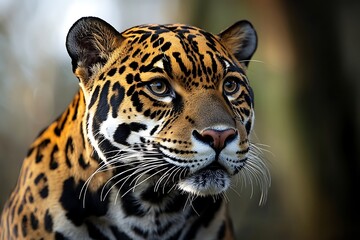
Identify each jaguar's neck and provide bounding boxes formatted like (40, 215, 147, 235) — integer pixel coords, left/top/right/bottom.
(52, 89, 94, 162)
(36, 89, 112, 190)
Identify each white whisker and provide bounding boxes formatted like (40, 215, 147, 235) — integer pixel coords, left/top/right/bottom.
(237, 140, 271, 205)
(79, 141, 165, 207)
(115, 166, 169, 203)
(101, 160, 165, 201)
(162, 166, 182, 194)
(238, 59, 264, 64)
(154, 165, 177, 192)
(129, 163, 169, 191)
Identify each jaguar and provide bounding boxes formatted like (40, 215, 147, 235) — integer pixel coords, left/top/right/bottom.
(0, 16, 269, 239)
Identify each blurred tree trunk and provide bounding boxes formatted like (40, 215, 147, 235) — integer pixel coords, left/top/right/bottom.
(283, 0, 360, 238)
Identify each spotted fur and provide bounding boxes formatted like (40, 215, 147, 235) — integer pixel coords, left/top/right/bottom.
(0, 17, 269, 239)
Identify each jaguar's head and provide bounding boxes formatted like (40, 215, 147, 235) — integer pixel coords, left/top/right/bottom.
(66, 17, 269, 199)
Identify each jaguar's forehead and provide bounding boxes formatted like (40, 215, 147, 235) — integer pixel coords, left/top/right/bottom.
(120, 24, 243, 89)
(123, 23, 219, 43)
(122, 23, 232, 59)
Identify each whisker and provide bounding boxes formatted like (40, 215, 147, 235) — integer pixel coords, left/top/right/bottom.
(115, 166, 169, 203)
(129, 163, 169, 190)
(238, 59, 265, 64)
(171, 167, 181, 183)
(78, 135, 165, 207)
(79, 157, 126, 207)
(183, 195, 191, 212)
(165, 167, 185, 194)
(220, 192, 229, 203)
(229, 185, 242, 199)
(101, 160, 165, 201)
(162, 166, 182, 194)
(154, 165, 177, 192)
(189, 195, 200, 216)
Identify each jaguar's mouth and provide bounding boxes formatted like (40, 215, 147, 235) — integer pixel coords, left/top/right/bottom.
(200, 161, 226, 172)
(177, 161, 231, 196)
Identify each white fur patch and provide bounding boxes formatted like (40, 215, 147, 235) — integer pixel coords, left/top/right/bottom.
(177, 169, 230, 196)
(153, 59, 164, 69)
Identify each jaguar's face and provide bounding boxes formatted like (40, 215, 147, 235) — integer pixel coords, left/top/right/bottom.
(67, 17, 268, 198)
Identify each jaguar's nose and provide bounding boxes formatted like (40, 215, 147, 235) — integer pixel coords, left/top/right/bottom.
(194, 128, 237, 150)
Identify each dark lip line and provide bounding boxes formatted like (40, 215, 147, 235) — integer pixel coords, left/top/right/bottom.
(158, 148, 233, 175)
(159, 148, 207, 164)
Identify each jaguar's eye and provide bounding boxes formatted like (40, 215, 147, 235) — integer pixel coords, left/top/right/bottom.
(147, 79, 170, 97)
(223, 78, 240, 95)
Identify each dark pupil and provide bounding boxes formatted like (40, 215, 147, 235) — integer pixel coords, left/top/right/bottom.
(155, 82, 163, 90)
(152, 81, 166, 93)
(225, 81, 236, 92)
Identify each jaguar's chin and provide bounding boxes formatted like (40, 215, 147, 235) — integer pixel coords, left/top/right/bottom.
(177, 164, 231, 196)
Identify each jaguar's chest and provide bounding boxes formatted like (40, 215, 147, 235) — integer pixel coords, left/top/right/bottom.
(57, 185, 226, 240)
(105, 188, 190, 240)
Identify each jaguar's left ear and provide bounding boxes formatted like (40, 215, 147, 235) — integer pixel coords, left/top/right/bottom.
(218, 20, 257, 67)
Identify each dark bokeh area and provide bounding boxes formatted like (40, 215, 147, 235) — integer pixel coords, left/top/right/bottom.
(0, 0, 359, 239)
(283, 0, 360, 238)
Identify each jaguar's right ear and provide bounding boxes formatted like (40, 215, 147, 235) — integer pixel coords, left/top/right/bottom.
(66, 17, 124, 87)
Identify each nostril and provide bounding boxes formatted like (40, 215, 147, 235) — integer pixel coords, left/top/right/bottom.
(193, 128, 237, 150)
(201, 134, 214, 145)
(192, 130, 214, 145)
(224, 130, 237, 144)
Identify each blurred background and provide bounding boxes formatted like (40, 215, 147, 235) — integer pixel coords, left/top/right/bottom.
(0, 0, 359, 239)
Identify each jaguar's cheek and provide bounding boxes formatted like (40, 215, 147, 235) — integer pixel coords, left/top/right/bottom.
(113, 123, 131, 146)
